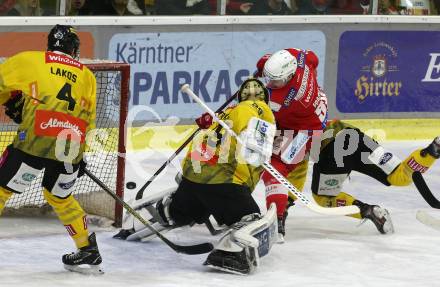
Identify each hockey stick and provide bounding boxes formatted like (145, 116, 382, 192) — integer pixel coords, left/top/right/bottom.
(412, 171, 440, 209)
(181, 84, 360, 216)
(416, 210, 440, 231)
(135, 92, 238, 200)
(84, 169, 214, 255)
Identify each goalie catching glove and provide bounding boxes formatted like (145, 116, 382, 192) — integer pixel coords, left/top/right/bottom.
(3, 90, 24, 124)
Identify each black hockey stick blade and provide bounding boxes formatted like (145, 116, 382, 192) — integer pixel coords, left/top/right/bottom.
(413, 171, 440, 209)
(166, 239, 214, 255)
(84, 169, 214, 255)
(135, 92, 238, 200)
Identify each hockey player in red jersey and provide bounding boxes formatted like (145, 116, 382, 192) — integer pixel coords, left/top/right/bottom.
(255, 48, 328, 240)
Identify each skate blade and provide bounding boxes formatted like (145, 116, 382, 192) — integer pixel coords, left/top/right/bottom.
(204, 262, 249, 275)
(64, 264, 104, 275)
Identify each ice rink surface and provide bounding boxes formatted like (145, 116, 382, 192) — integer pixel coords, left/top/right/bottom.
(1, 140, 440, 287)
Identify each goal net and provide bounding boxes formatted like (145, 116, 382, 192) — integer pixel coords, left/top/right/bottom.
(0, 61, 130, 227)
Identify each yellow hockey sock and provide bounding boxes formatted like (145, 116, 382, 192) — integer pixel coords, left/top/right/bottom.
(387, 149, 437, 186)
(43, 189, 89, 249)
(0, 187, 13, 215)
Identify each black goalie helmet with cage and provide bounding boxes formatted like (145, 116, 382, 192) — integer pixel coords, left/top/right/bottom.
(47, 24, 80, 59)
(238, 78, 270, 103)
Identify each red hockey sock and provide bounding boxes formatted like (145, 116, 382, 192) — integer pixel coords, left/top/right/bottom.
(266, 193, 288, 218)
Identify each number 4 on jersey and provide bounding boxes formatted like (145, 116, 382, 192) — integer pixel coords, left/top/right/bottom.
(57, 83, 76, 111)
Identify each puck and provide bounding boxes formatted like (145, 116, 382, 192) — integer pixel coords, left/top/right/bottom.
(126, 181, 137, 189)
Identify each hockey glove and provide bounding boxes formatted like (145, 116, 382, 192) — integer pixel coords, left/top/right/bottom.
(254, 53, 272, 78)
(3, 90, 24, 124)
(195, 112, 213, 129)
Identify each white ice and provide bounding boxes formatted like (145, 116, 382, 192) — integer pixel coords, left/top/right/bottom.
(1, 140, 440, 287)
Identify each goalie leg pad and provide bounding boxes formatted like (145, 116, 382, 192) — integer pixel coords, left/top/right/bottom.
(120, 187, 176, 228)
(204, 203, 278, 275)
(120, 187, 177, 241)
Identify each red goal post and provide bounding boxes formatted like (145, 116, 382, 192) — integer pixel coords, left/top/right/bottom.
(0, 60, 130, 227)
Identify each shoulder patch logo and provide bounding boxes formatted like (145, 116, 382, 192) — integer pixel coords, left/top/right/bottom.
(379, 152, 393, 165)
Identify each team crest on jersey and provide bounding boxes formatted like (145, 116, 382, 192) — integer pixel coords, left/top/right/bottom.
(45, 51, 83, 70)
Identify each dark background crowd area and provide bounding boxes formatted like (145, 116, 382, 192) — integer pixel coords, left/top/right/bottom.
(0, 0, 439, 17)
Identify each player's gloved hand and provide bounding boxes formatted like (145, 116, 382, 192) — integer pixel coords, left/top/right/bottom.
(195, 112, 213, 129)
(77, 158, 87, 178)
(254, 53, 272, 78)
(4, 90, 24, 124)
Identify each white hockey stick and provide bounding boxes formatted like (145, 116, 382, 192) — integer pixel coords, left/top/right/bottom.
(181, 84, 360, 216)
(416, 210, 440, 231)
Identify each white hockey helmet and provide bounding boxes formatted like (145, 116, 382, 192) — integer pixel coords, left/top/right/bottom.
(263, 50, 298, 89)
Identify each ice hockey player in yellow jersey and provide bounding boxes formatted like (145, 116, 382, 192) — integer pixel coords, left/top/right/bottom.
(307, 119, 440, 234)
(0, 25, 102, 274)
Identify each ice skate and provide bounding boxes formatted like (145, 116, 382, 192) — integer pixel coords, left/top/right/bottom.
(354, 200, 394, 234)
(277, 213, 286, 243)
(204, 249, 254, 275)
(421, 136, 440, 159)
(62, 233, 103, 275)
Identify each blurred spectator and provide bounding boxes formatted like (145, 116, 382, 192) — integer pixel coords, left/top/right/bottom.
(8, 0, 46, 15)
(155, 0, 210, 15)
(248, 0, 292, 14)
(398, 0, 434, 14)
(66, 0, 91, 15)
(85, 0, 133, 15)
(295, 0, 332, 14)
(378, 0, 399, 14)
(0, 0, 16, 15)
(224, 0, 254, 14)
(327, 0, 365, 14)
(208, 0, 249, 15)
(222, 0, 291, 14)
(127, 0, 144, 14)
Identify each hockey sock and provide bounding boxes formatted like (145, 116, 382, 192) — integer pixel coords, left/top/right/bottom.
(387, 149, 436, 186)
(313, 192, 361, 219)
(264, 179, 289, 218)
(0, 187, 13, 215)
(43, 189, 89, 248)
(266, 192, 288, 218)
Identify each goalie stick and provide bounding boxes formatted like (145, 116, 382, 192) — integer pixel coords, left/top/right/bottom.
(135, 91, 238, 200)
(416, 210, 440, 231)
(180, 84, 360, 216)
(84, 169, 214, 255)
(412, 171, 440, 209)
